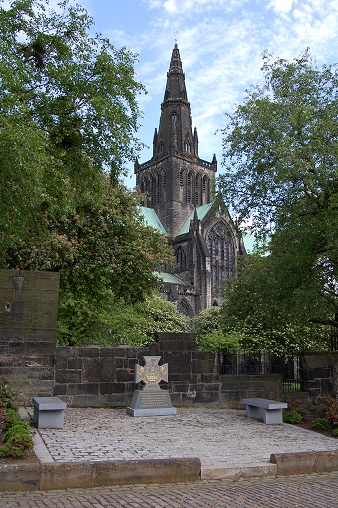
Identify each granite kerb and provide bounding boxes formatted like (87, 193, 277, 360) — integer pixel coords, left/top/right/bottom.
(0, 457, 201, 492)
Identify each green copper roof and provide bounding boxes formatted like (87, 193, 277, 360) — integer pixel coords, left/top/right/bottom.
(178, 202, 214, 236)
(140, 207, 167, 235)
(154, 271, 186, 285)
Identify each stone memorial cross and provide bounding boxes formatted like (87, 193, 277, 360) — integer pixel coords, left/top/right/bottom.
(135, 356, 168, 391)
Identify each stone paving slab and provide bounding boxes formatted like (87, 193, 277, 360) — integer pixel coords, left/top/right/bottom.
(22, 407, 338, 470)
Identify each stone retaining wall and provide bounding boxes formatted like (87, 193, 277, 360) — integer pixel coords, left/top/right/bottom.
(51, 334, 283, 408)
(1, 269, 334, 407)
(300, 352, 338, 398)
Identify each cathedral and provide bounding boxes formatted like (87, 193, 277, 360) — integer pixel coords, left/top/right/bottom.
(135, 44, 246, 318)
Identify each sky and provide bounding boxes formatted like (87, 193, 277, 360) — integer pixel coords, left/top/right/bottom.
(19, 0, 338, 187)
(78, 0, 338, 188)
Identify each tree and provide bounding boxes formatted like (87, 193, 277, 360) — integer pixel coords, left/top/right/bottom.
(58, 292, 190, 347)
(7, 182, 173, 298)
(0, 0, 145, 264)
(220, 255, 330, 355)
(0, 0, 176, 345)
(194, 306, 241, 353)
(8, 180, 174, 344)
(219, 51, 338, 335)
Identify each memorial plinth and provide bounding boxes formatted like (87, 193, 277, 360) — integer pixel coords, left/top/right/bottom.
(126, 356, 177, 417)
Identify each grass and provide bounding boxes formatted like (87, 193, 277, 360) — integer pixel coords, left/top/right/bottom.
(283, 380, 301, 392)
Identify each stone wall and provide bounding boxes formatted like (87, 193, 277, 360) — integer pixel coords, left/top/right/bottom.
(0, 269, 59, 403)
(54, 345, 157, 407)
(0, 270, 284, 407)
(51, 333, 282, 409)
(300, 352, 338, 398)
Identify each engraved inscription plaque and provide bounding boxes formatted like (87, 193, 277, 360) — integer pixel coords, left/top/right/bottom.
(126, 356, 177, 417)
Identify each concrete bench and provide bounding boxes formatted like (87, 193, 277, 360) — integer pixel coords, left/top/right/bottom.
(32, 397, 67, 429)
(242, 398, 287, 424)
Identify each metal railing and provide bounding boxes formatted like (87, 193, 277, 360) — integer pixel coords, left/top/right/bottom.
(218, 350, 302, 392)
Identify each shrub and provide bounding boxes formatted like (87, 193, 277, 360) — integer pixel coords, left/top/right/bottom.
(0, 426, 34, 457)
(332, 427, 338, 437)
(0, 377, 34, 458)
(0, 378, 15, 406)
(287, 398, 307, 417)
(283, 410, 302, 424)
(0, 409, 34, 458)
(311, 417, 332, 431)
(320, 395, 338, 427)
(3, 407, 21, 429)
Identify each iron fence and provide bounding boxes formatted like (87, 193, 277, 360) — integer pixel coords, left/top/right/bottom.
(218, 351, 301, 392)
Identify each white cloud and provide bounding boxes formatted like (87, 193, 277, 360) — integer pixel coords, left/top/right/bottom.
(268, 0, 297, 14)
(146, 0, 247, 15)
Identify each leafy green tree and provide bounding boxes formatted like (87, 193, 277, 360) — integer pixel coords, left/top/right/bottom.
(8, 182, 172, 298)
(220, 255, 330, 355)
(9, 181, 174, 345)
(0, 0, 145, 264)
(195, 306, 241, 353)
(219, 51, 338, 335)
(58, 292, 190, 347)
(0, 0, 177, 346)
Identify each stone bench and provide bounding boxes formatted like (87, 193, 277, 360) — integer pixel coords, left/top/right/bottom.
(32, 397, 67, 429)
(242, 398, 287, 424)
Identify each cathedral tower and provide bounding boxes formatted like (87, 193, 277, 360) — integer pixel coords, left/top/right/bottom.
(135, 44, 217, 238)
(136, 45, 245, 318)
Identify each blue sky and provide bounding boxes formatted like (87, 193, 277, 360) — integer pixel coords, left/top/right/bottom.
(20, 1, 338, 186)
(83, 0, 338, 188)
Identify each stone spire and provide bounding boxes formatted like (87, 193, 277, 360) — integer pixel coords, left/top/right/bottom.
(153, 44, 198, 158)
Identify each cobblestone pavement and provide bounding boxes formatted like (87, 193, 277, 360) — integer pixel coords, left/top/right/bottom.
(3, 471, 338, 507)
(24, 407, 338, 468)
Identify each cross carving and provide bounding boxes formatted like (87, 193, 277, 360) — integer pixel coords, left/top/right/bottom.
(135, 356, 168, 391)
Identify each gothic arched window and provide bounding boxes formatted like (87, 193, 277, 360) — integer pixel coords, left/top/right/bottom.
(207, 222, 234, 294)
(179, 169, 185, 187)
(152, 173, 158, 205)
(195, 173, 201, 206)
(157, 172, 160, 203)
(187, 171, 193, 203)
(202, 175, 210, 203)
(176, 246, 187, 271)
(178, 298, 192, 318)
(172, 111, 177, 123)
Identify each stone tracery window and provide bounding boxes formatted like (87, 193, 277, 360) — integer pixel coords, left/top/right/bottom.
(176, 246, 187, 271)
(207, 222, 234, 293)
(187, 171, 193, 203)
(158, 136, 164, 154)
(179, 169, 185, 187)
(195, 173, 201, 205)
(184, 134, 192, 153)
(178, 298, 192, 318)
(202, 175, 210, 203)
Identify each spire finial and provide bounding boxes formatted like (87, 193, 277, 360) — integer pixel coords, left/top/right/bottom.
(175, 30, 179, 45)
